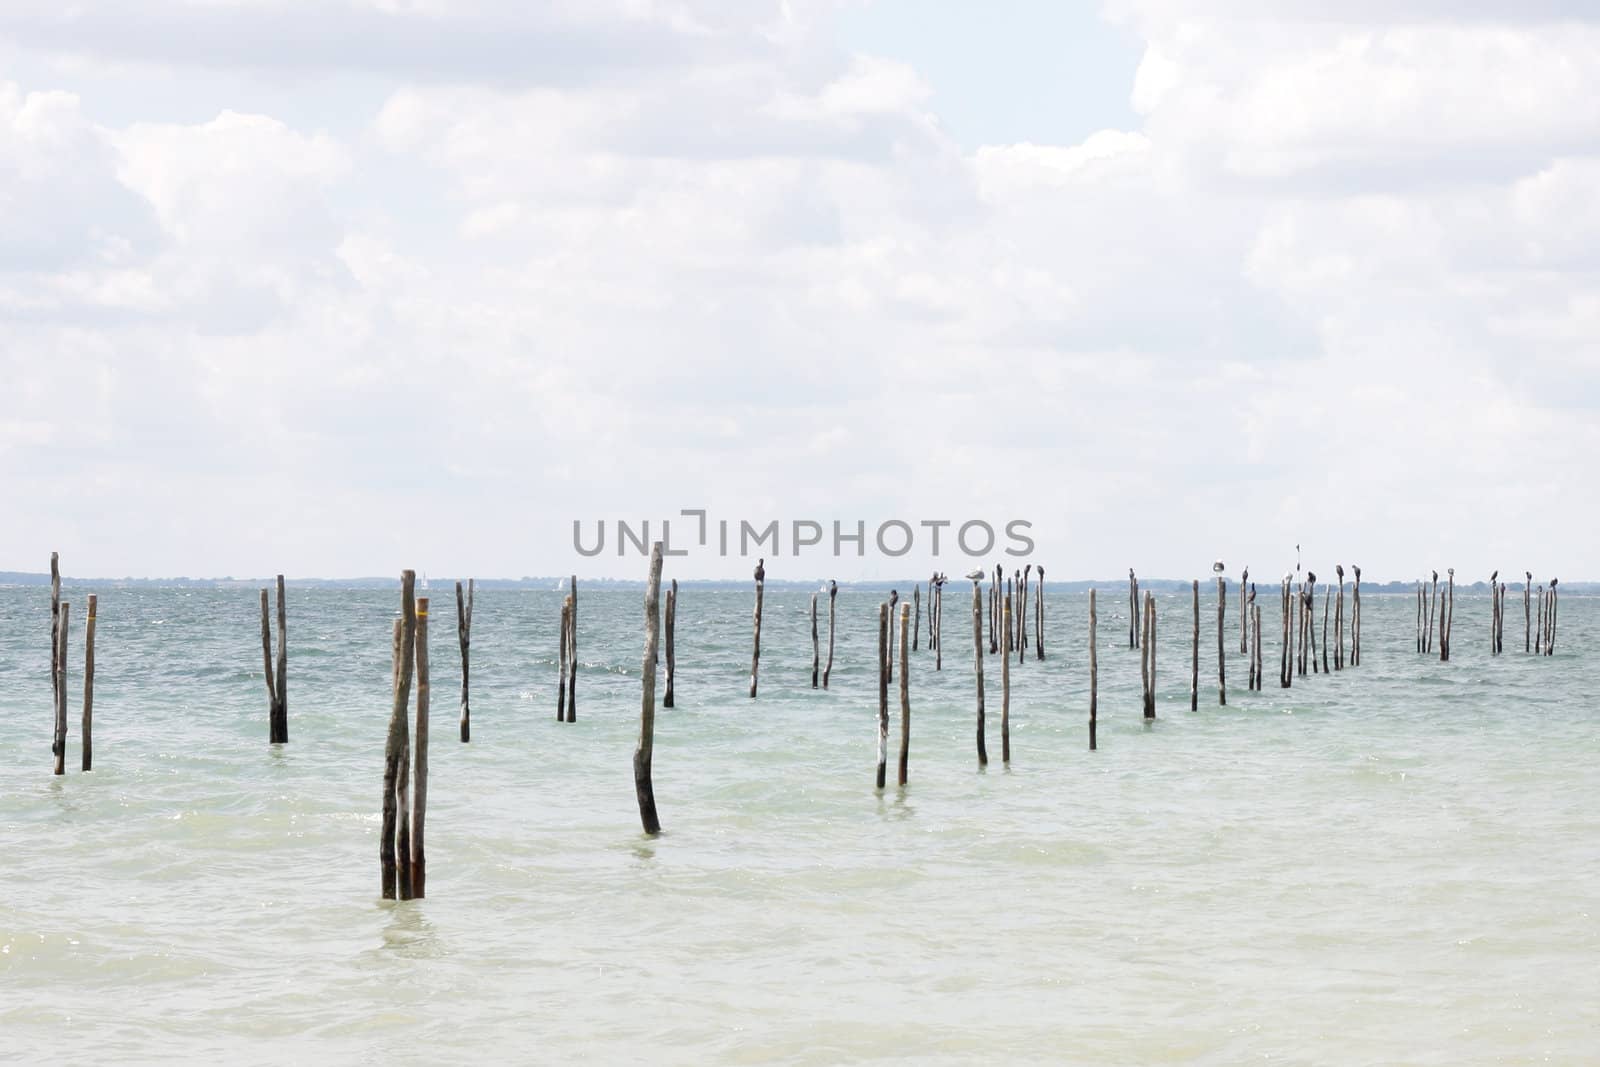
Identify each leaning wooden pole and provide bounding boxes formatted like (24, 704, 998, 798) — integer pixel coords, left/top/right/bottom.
(1019, 563, 1030, 656)
(260, 589, 281, 742)
(456, 579, 473, 742)
(53, 602, 69, 776)
(81, 595, 96, 772)
(971, 577, 987, 766)
(749, 558, 765, 698)
(411, 597, 430, 898)
(897, 603, 911, 787)
(664, 579, 677, 708)
(876, 602, 889, 790)
(558, 597, 571, 721)
(1035, 566, 1045, 661)
(1088, 589, 1098, 750)
(381, 570, 417, 901)
(823, 580, 838, 688)
(635, 543, 664, 835)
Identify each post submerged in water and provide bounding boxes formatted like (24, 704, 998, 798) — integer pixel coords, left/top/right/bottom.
(749, 558, 765, 698)
(1350, 565, 1362, 666)
(810, 589, 819, 689)
(886, 589, 899, 682)
(913, 584, 921, 652)
(52, 601, 69, 775)
(635, 543, 664, 835)
(1216, 576, 1227, 706)
(260, 587, 286, 744)
(876, 601, 889, 790)
(1240, 566, 1249, 655)
(381, 570, 417, 901)
(1190, 579, 1199, 712)
(455, 579, 473, 742)
(81, 595, 96, 772)
(971, 575, 987, 766)
(1088, 588, 1098, 750)
(823, 580, 838, 688)
(664, 579, 677, 708)
(567, 575, 578, 721)
(1440, 568, 1455, 662)
(897, 603, 911, 787)
(50, 552, 60, 723)
(1524, 572, 1532, 653)
(1001, 593, 1012, 762)
(1128, 568, 1138, 650)
(411, 597, 430, 897)
(558, 596, 571, 721)
(275, 575, 287, 742)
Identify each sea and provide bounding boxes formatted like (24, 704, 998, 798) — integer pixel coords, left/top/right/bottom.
(2, 581, 1595, 1065)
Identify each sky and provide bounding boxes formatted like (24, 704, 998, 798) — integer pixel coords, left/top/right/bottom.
(2, 1, 1597, 583)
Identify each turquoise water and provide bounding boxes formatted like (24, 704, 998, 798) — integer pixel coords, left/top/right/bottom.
(3, 582, 1596, 1064)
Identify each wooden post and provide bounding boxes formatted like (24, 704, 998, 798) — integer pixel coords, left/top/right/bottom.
(971, 578, 987, 766)
(1320, 582, 1330, 674)
(1019, 563, 1030, 655)
(823, 580, 837, 688)
(1524, 572, 1532, 653)
(566, 575, 578, 721)
(274, 574, 287, 743)
(1247, 585, 1258, 691)
(53, 602, 69, 775)
(1350, 565, 1362, 667)
(1305, 576, 1318, 674)
(665, 580, 677, 707)
(887, 589, 899, 682)
(558, 597, 571, 721)
(260, 589, 281, 742)
(876, 602, 889, 790)
(1190, 579, 1199, 712)
(412, 597, 430, 898)
(1035, 566, 1045, 660)
(930, 571, 939, 651)
(1535, 584, 1544, 654)
(897, 603, 911, 787)
(1001, 594, 1012, 763)
(82, 595, 96, 772)
(1253, 598, 1262, 691)
(990, 565, 1000, 655)
(1334, 565, 1345, 670)
(1547, 579, 1559, 655)
(1088, 589, 1098, 750)
(1415, 581, 1423, 654)
(810, 590, 819, 689)
(1426, 570, 1438, 654)
(381, 571, 417, 901)
(636, 542, 664, 834)
(50, 552, 60, 721)
(1240, 567, 1249, 654)
(455, 579, 473, 742)
(1216, 576, 1227, 706)
(1280, 579, 1292, 689)
(935, 574, 944, 672)
(1440, 568, 1454, 662)
(1128, 569, 1138, 649)
(913, 585, 921, 652)
(749, 558, 765, 698)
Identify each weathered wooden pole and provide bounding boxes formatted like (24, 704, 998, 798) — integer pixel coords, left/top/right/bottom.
(1001, 594, 1012, 762)
(1035, 566, 1045, 661)
(876, 602, 889, 790)
(1216, 576, 1227, 706)
(749, 558, 765, 698)
(1440, 568, 1454, 662)
(1141, 590, 1155, 719)
(566, 575, 578, 721)
(381, 570, 417, 901)
(81, 595, 96, 772)
(1524, 572, 1532, 653)
(636, 542, 664, 834)
(897, 603, 911, 787)
(412, 597, 430, 898)
(1489, 570, 1499, 655)
(1253, 598, 1262, 691)
(53, 602, 69, 775)
(1321, 582, 1331, 674)
(455, 579, 473, 742)
(810, 590, 820, 689)
(990, 565, 1000, 655)
(1190, 579, 1199, 712)
(558, 597, 571, 720)
(1240, 567, 1249, 654)
(930, 571, 939, 650)
(1280, 578, 1292, 689)
(1426, 570, 1439, 654)
(1019, 563, 1031, 654)
(935, 574, 945, 672)
(50, 552, 60, 717)
(1535, 583, 1544, 654)
(887, 589, 899, 681)
(1088, 589, 1098, 750)
(260, 590, 282, 742)
(1295, 582, 1305, 678)
(971, 577, 987, 766)
(1247, 585, 1258, 691)
(1305, 575, 1318, 674)
(913, 584, 921, 652)
(1128, 569, 1138, 649)
(1497, 581, 1506, 655)
(1335, 565, 1345, 670)
(274, 574, 287, 742)
(1415, 581, 1423, 654)
(823, 580, 838, 688)
(1546, 578, 1559, 655)
(664, 579, 677, 707)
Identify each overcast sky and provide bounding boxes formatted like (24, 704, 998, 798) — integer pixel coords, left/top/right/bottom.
(3, 1, 1597, 582)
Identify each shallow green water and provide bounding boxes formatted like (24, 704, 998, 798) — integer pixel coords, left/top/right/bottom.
(2, 582, 1596, 1064)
